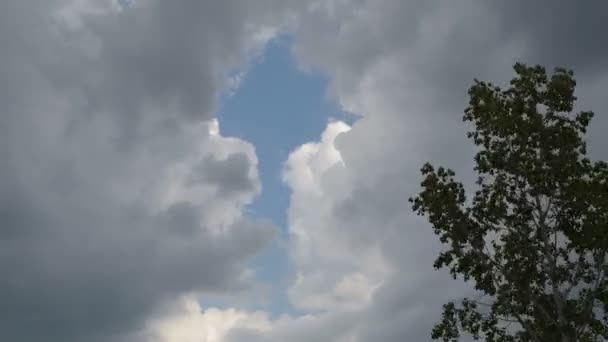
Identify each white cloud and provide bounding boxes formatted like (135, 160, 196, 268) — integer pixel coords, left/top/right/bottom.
(281, 121, 389, 313)
(282, 120, 350, 195)
(145, 296, 272, 342)
(146, 298, 360, 342)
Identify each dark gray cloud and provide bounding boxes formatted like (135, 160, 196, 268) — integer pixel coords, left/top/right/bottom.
(0, 0, 296, 341)
(0, 206, 273, 342)
(189, 153, 256, 197)
(487, 1, 608, 74)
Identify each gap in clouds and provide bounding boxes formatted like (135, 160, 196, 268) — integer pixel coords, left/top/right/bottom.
(218, 36, 355, 233)
(212, 36, 356, 317)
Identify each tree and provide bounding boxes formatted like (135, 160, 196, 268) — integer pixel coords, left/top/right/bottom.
(410, 63, 608, 341)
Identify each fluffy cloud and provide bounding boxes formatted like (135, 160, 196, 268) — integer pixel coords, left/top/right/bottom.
(0, 1, 301, 341)
(148, 298, 359, 342)
(143, 296, 272, 342)
(282, 120, 387, 312)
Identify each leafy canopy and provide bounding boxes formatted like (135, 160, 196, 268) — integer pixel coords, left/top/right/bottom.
(410, 63, 607, 341)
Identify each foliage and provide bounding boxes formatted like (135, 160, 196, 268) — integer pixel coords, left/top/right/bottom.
(410, 63, 608, 341)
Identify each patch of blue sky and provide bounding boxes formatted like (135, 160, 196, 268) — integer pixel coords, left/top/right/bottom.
(219, 36, 352, 232)
(214, 36, 353, 316)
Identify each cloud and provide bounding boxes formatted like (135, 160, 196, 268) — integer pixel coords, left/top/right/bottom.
(146, 297, 360, 342)
(485, 1, 608, 74)
(189, 152, 258, 198)
(143, 296, 272, 342)
(0, 0, 302, 341)
(281, 120, 388, 313)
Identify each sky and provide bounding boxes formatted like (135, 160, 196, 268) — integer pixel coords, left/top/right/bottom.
(1, 1, 608, 341)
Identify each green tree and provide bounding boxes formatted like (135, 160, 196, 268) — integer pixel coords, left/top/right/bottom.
(410, 64, 607, 341)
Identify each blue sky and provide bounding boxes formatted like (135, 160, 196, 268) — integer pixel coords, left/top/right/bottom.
(216, 37, 352, 316)
(218, 37, 351, 233)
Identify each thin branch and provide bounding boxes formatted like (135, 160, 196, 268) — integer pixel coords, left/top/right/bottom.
(534, 195, 568, 341)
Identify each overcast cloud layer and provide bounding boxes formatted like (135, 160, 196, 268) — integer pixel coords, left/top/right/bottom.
(2, 1, 608, 342)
